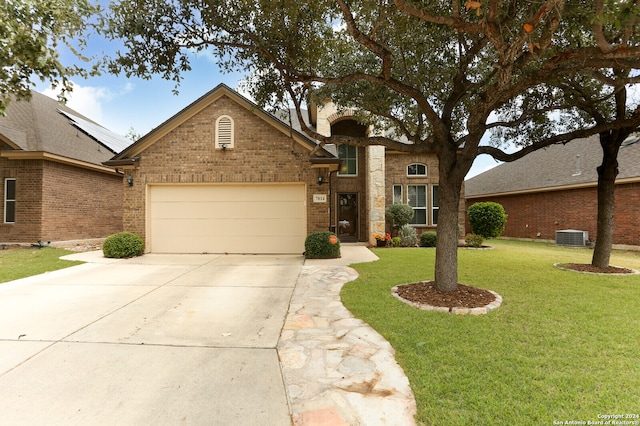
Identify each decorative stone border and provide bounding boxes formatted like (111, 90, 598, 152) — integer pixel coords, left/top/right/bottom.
(391, 286, 503, 315)
(553, 263, 640, 275)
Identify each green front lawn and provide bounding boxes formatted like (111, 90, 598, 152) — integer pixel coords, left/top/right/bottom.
(341, 240, 640, 425)
(0, 247, 83, 283)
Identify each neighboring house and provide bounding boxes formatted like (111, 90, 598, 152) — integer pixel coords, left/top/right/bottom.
(106, 84, 464, 254)
(465, 134, 640, 247)
(0, 91, 130, 244)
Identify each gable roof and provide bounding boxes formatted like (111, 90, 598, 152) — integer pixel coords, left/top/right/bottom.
(108, 84, 339, 166)
(465, 134, 640, 198)
(0, 91, 130, 171)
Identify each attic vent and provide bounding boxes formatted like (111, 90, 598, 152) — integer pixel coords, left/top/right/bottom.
(556, 229, 589, 246)
(215, 115, 234, 149)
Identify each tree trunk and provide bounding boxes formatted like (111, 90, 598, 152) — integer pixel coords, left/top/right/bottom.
(434, 148, 465, 292)
(592, 134, 620, 268)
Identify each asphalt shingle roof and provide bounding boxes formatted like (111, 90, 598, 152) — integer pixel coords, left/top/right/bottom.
(465, 134, 640, 197)
(0, 91, 131, 165)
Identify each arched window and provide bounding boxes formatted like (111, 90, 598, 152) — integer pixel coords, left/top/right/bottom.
(215, 115, 234, 149)
(407, 163, 427, 176)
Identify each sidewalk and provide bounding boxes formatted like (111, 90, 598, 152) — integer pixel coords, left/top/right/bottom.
(279, 245, 417, 425)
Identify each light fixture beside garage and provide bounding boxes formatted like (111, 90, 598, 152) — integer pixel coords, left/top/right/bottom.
(127, 175, 133, 186)
(317, 170, 328, 185)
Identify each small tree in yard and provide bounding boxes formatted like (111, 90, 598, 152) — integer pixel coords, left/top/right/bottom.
(467, 202, 508, 240)
(385, 204, 414, 233)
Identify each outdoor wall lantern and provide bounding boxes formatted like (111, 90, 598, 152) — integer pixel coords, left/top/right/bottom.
(317, 171, 328, 185)
(127, 175, 134, 187)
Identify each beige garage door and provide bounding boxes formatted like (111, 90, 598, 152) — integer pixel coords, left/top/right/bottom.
(148, 184, 307, 254)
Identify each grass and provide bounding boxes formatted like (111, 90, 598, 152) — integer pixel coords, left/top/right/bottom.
(341, 240, 640, 425)
(0, 247, 83, 283)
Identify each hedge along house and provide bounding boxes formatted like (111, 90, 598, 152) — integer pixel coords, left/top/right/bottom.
(0, 91, 129, 244)
(465, 133, 640, 248)
(105, 84, 464, 254)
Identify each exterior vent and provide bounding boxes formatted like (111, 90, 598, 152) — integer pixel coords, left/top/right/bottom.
(215, 115, 234, 149)
(556, 230, 589, 246)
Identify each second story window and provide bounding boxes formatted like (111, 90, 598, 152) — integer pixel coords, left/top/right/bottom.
(338, 144, 357, 176)
(407, 163, 427, 176)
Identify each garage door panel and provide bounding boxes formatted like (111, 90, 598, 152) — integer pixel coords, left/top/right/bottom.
(149, 184, 307, 254)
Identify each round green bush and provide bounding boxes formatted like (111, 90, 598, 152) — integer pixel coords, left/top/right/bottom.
(399, 224, 418, 247)
(420, 231, 437, 247)
(103, 232, 144, 258)
(467, 202, 508, 239)
(465, 233, 484, 248)
(385, 204, 414, 228)
(304, 232, 341, 259)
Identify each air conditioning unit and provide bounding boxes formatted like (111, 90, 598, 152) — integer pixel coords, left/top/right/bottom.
(556, 230, 589, 247)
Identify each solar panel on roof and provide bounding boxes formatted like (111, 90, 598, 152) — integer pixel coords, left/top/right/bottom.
(57, 110, 132, 154)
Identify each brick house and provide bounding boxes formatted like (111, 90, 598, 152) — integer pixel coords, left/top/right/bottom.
(106, 84, 464, 254)
(465, 134, 640, 248)
(0, 91, 129, 244)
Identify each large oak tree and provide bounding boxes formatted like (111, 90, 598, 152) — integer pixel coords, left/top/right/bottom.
(103, 0, 640, 291)
(0, 0, 99, 114)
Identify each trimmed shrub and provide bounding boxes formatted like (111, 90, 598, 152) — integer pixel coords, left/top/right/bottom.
(103, 232, 144, 258)
(467, 202, 508, 239)
(465, 233, 484, 248)
(391, 237, 401, 247)
(420, 231, 437, 247)
(385, 204, 414, 229)
(399, 224, 418, 247)
(304, 232, 341, 258)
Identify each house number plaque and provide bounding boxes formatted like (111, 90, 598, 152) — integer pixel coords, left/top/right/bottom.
(313, 194, 327, 203)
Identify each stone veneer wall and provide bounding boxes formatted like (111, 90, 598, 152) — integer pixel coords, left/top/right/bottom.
(366, 145, 386, 244)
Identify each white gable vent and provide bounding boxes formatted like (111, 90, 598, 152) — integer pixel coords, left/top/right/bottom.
(556, 230, 589, 247)
(215, 115, 234, 149)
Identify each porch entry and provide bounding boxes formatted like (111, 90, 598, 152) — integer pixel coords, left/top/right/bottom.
(337, 193, 358, 242)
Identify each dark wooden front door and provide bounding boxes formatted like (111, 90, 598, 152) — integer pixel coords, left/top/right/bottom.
(337, 193, 358, 241)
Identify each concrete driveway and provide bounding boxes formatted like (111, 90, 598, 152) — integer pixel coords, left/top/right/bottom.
(0, 252, 302, 425)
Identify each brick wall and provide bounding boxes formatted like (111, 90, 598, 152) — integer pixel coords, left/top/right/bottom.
(123, 95, 329, 241)
(330, 146, 367, 240)
(0, 158, 43, 242)
(385, 152, 465, 236)
(41, 161, 123, 241)
(0, 157, 122, 243)
(466, 181, 640, 246)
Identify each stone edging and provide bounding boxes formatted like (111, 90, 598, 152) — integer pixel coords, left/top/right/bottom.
(553, 263, 640, 275)
(391, 286, 503, 315)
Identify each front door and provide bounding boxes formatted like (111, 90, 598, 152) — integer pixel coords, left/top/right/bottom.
(337, 193, 358, 242)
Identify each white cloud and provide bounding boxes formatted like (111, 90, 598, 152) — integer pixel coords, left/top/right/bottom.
(40, 81, 134, 125)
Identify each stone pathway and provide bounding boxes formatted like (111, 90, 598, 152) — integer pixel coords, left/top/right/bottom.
(278, 264, 417, 425)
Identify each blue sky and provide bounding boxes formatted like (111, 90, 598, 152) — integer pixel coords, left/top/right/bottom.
(35, 36, 499, 179)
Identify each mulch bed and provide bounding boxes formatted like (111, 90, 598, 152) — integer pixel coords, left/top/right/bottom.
(396, 281, 496, 309)
(557, 263, 635, 274)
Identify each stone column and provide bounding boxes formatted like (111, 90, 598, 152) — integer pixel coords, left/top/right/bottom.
(366, 145, 386, 245)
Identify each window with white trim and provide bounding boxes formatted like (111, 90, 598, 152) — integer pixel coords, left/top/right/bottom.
(215, 115, 234, 149)
(338, 144, 357, 175)
(432, 185, 439, 225)
(393, 185, 402, 204)
(407, 185, 427, 225)
(4, 178, 16, 223)
(407, 163, 427, 176)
